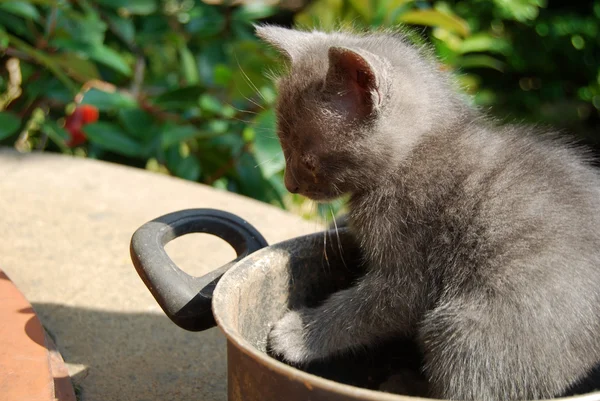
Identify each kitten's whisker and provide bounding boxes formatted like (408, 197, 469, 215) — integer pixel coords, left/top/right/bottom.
(240, 92, 265, 111)
(226, 103, 260, 115)
(313, 202, 330, 272)
(330, 206, 348, 270)
(254, 155, 279, 168)
(323, 225, 330, 272)
(235, 53, 267, 102)
(231, 77, 265, 112)
(230, 117, 253, 124)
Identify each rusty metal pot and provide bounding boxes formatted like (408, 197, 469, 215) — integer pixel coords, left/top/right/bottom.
(130, 209, 600, 401)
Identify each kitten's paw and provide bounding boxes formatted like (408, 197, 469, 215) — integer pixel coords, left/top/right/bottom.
(268, 310, 313, 364)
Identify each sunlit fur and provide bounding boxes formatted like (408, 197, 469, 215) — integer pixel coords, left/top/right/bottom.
(258, 25, 600, 400)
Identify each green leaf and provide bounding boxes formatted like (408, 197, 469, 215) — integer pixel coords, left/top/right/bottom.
(118, 108, 155, 139)
(235, 152, 270, 201)
(493, 0, 543, 22)
(346, 0, 371, 23)
(179, 46, 199, 85)
(51, 39, 132, 76)
(197, 42, 227, 85)
(8, 0, 68, 6)
(186, 5, 225, 37)
(252, 109, 284, 178)
(83, 122, 144, 157)
(7, 33, 77, 94)
(294, 0, 342, 30)
(165, 145, 201, 181)
(173, 155, 201, 181)
(473, 89, 497, 106)
(456, 55, 506, 72)
(160, 124, 199, 148)
(266, 174, 286, 208)
(0, 31, 7, 49)
(221, 105, 236, 118)
(234, 152, 284, 207)
(27, 76, 72, 103)
(431, 37, 458, 65)
(205, 119, 229, 136)
(106, 14, 135, 44)
(154, 86, 204, 109)
(398, 9, 470, 37)
(455, 73, 481, 93)
(0, 2, 41, 21)
(0, 10, 31, 39)
(199, 94, 222, 114)
(160, 120, 229, 149)
(94, 0, 157, 15)
(458, 34, 511, 55)
(230, 22, 254, 41)
(209, 131, 243, 155)
(41, 120, 70, 152)
(51, 53, 101, 82)
(213, 64, 233, 87)
(0, 111, 21, 140)
(232, 4, 277, 22)
(89, 44, 132, 76)
(139, 14, 170, 39)
(378, 0, 413, 25)
(54, 8, 107, 45)
(82, 89, 137, 111)
(227, 40, 278, 100)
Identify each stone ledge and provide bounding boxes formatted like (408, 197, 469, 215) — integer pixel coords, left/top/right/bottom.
(0, 149, 321, 401)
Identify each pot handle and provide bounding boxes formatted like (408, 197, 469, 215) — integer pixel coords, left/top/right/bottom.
(130, 208, 268, 331)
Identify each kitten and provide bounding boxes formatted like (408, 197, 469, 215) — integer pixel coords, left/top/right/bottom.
(256, 25, 600, 400)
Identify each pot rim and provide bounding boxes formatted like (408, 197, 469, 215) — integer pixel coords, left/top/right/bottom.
(212, 231, 600, 401)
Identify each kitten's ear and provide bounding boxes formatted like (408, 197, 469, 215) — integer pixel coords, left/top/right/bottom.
(326, 46, 382, 117)
(255, 25, 311, 62)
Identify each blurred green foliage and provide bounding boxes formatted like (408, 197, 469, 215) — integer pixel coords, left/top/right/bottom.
(0, 0, 599, 220)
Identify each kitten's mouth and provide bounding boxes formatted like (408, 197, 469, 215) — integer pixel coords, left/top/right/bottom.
(301, 189, 340, 202)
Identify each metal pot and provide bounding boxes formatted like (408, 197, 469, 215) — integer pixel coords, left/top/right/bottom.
(130, 209, 600, 401)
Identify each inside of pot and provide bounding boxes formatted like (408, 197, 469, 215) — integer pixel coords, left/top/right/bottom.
(220, 229, 600, 398)
(224, 229, 428, 396)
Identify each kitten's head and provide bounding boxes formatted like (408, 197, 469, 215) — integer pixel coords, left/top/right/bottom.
(256, 26, 466, 201)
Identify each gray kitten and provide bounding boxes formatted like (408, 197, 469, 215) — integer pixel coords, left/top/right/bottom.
(256, 25, 600, 400)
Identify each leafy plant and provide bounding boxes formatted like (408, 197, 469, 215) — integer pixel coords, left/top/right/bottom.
(1, 0, 598, 220)
(0, 0, 287, 207)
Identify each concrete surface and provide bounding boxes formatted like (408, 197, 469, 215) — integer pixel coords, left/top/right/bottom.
(0, 149, 321, 401)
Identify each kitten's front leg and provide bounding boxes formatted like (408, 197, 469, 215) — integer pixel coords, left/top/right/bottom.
(268, 274, 416, 364)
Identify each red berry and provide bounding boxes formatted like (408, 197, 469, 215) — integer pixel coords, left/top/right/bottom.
(64, 105, 99, 147)
(65, 108, 83, 129)
(66, 128, 86, 147)
(80, 104, 99, 124)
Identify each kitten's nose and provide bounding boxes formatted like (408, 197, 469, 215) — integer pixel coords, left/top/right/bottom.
(285, 181, 300, 194)
(284, 170, 300, 193)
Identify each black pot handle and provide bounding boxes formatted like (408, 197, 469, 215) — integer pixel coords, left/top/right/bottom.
(130, 208, 268, 331)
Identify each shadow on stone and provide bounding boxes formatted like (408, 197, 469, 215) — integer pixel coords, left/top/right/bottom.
(31, 302, 228, 401)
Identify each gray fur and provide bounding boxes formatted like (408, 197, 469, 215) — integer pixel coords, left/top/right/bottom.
(257, 25, 600, 400)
